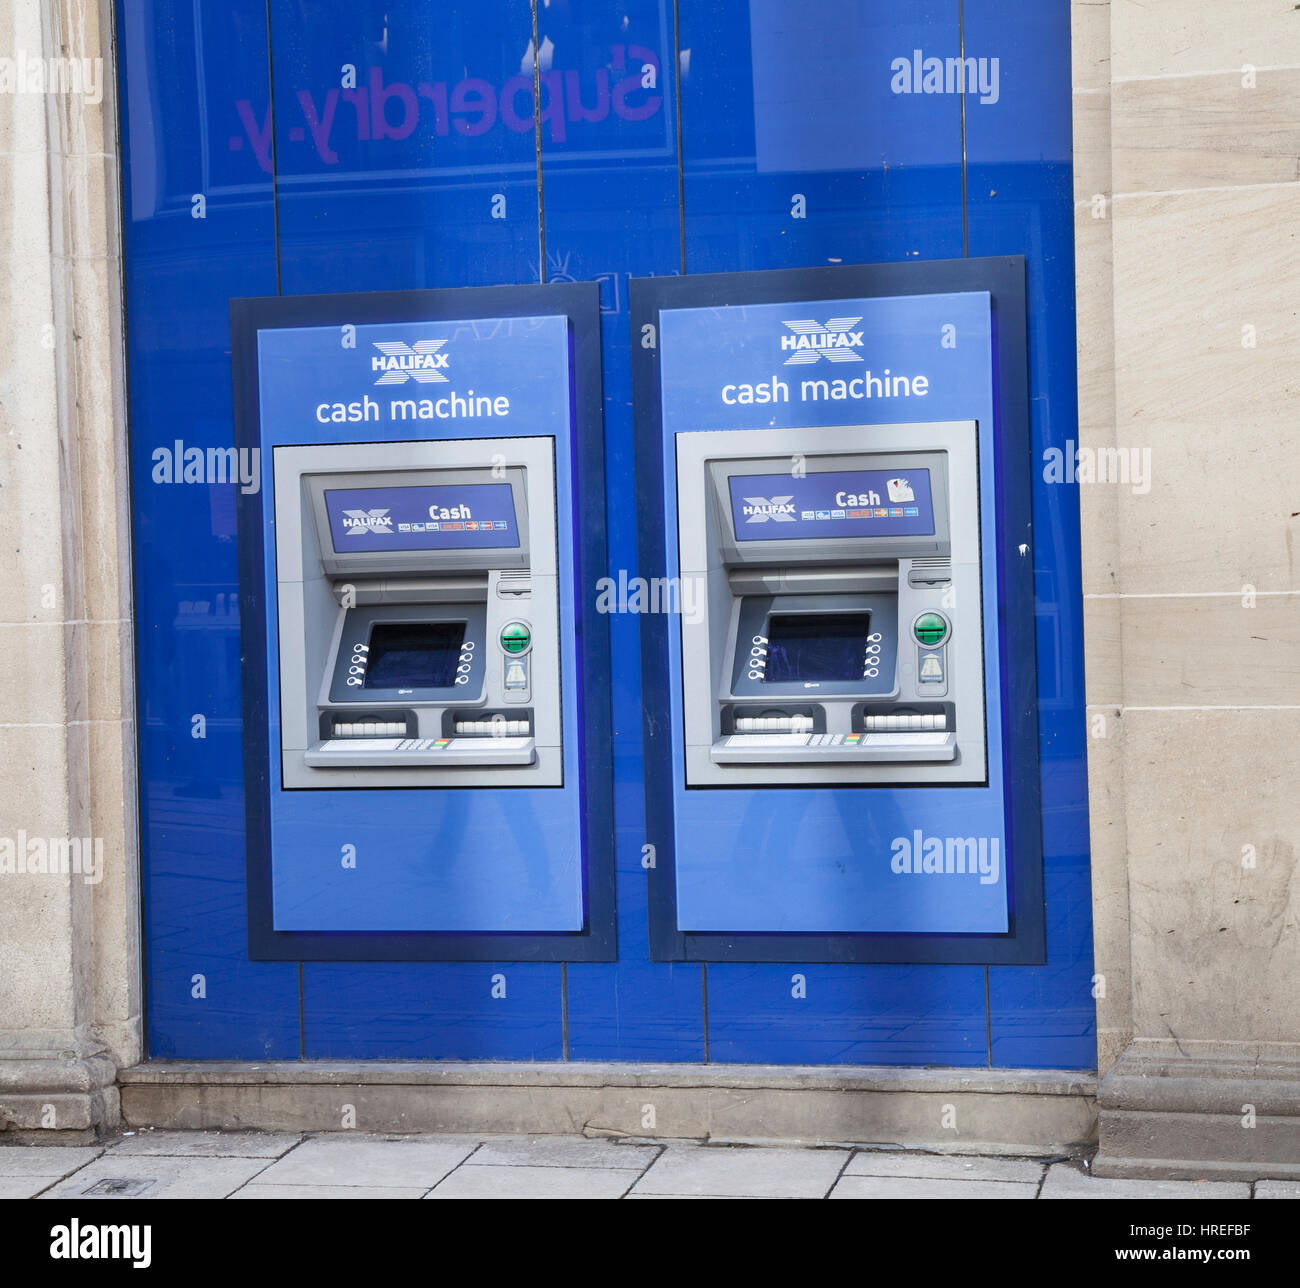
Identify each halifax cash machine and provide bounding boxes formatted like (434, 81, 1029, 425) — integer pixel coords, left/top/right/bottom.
(237, 293, 613, 958)
(651, 413, 1027, 953)
(258, 432, 588, 942)
(638, 272, 1041, 959)
(274, 437, 560, 787)
(676, 421, 985, 787)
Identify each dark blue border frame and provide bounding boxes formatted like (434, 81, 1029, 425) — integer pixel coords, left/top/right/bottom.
(630, 258, 1046, 965)
(233, 283, 617, 961)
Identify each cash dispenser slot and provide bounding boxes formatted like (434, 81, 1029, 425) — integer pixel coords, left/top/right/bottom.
(722, 704, 822, 734)
(445, 708, 533, 736)
(320, 710, 417, 738)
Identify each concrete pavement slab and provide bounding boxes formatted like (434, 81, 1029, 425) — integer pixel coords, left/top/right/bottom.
(38, 1156, 274, 1199)
(1041, 1163, 1251, 1199)
(464, 1137, 659, 1170)
(1255, 1180, 1300, 1198)
(631, 1145, 848, 1198)
(429, 1164, 636, 1199)
(625, 1192, 756, 1199)
(251, 1133, 479, 1189)
(232, 1184, 427, 1199)
(844, 1151, 1046, 1183)
(0, 1145, 104, 1177)
(831, 1175, 1037, 1199)
(0, 1176, 65, 1198)
(3, 1133, 1292, 1197)
(111, 1130, 301, 1158)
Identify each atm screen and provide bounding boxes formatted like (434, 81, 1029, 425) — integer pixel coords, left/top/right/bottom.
(324, 482, 521, 553)
(728, 469, 935, 540)
(763, 613, 870, 683)
(363, 622, 465, 689)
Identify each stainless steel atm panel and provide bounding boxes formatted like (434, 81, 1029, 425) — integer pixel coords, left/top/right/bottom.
(675, 422, 986, 787)
(274, 437, 562, 789)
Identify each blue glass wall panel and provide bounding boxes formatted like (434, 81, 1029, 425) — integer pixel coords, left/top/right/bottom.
(119, 0, 1091, 1069)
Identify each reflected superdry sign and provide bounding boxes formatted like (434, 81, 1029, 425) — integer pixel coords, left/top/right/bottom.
(232, 48, 664, 172)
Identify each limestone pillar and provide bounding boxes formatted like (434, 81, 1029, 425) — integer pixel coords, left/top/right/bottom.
(0, 0, 136, 1141)
(1076, 0, 1300, 1179)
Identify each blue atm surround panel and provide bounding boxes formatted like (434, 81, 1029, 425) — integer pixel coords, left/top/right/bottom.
(233, 284, 616, 960)
(632, 259, 1045, 964)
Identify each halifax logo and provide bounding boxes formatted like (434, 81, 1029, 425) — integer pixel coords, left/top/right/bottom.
(741, 496, 797, 523)
(372, 339, 450, 385)
(341, 508, 393, 535)
(781, 318, 865, 365)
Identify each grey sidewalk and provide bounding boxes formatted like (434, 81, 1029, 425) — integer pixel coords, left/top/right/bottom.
(2, 1131, 1296, 1199)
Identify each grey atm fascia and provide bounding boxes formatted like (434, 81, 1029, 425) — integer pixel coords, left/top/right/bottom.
(675, 422, 987, 787)
(273, 437, 562, 789)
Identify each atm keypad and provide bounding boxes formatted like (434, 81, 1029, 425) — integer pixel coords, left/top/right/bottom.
(317, 736, 531, 751)
(862, 731, 951, 745)
(719, 730, 953, 751)
(319, 738, 402, 750)
(309, 735, 536, 765)
(724, 733, 813, 746)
